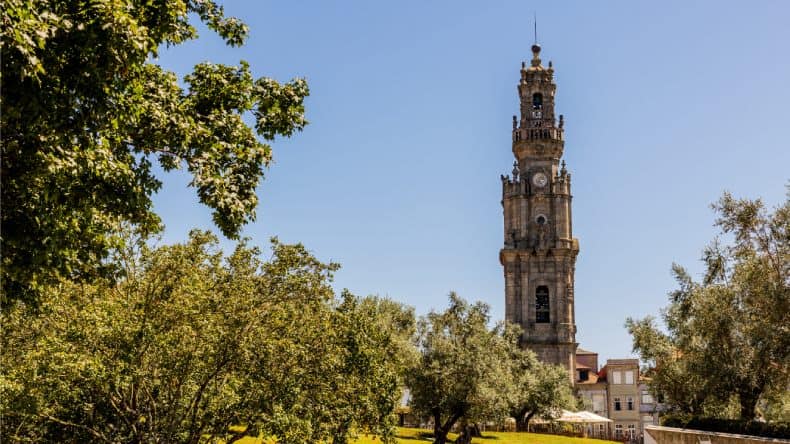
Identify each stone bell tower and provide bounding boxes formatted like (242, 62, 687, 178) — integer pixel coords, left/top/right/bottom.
(499, 44, 579, 380)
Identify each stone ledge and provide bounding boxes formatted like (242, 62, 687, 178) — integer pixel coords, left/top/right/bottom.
(645, 425, 790, 444)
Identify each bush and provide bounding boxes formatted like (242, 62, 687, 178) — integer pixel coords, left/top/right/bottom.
(661, 414, 790, 439)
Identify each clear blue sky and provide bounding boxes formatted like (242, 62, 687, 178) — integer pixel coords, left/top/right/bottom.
(154, 1, 789, 363)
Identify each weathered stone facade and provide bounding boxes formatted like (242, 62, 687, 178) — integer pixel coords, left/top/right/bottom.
(500, 44, 579, 381)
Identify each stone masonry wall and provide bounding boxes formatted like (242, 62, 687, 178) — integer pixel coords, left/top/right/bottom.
(645, 425, 789, 444)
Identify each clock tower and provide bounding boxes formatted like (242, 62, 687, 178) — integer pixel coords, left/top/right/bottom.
(500, 44, 579, 380)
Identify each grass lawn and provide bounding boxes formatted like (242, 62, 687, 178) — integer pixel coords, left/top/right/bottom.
(355, 428, 619, 444)
(234, 427, 619, 443)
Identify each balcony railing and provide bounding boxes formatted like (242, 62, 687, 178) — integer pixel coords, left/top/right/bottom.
(513, 127, 563, 142)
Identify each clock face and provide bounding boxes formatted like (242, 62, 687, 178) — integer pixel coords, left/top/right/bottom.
(532, 172, 548, 188)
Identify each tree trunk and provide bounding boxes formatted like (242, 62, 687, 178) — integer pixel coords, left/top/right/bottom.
(522, 411, 535, 433)
(433, 410, 462, 444)
(433, 411, 447, 444)
(454, 425, 472, 444)
(739, 391, 760, 420)
(513, 408, 532, 432)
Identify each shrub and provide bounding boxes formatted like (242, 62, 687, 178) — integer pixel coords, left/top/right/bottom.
(661, 414, 790, 439)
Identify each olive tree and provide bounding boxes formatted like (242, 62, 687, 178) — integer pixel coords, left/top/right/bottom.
(406, 293, 521, 444)
(509, 355, 576, 432)
(626, 190, 789, 420)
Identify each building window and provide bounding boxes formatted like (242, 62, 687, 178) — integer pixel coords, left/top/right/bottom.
(532, 93, 543, 110)
(615, 424, 623, 439)
(535, 286, 550, 323)
(627, 396, 634, 410)
(579, 369, 589, 381)
(627, 424, 636, 439)
(612, 371, 622, 384)
(625, 370, 634, 384)
(614, 397, 621, 411)
(642, 391, 654, 404)
(592, 394, 605, 412)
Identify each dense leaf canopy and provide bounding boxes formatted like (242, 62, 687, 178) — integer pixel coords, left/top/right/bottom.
(626, 190, 789, 420)
(1, 0, 309, 305)
(0, 231, 406, 443)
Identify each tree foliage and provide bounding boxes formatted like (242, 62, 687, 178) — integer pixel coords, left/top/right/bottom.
(509, 354, 576, 432)
(353, 295, 420, 382)
(406, 293, 571, 444)
(626, 190, 789, 420)
(323, 293, 418, 444)
(0, 231, 404, 443)
(1, 0, 309, 305)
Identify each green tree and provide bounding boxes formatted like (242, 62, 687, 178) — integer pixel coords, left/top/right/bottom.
(405, 293, 521, 444)
(626, 190, 789, 420)
(1, 0, 309, 305)
(759, 389, 790, 423)
(324, 294, 417, 444)
(355, 295, 420, 377)
(509, 355, 576, 432)
(0, 232, 401, 443)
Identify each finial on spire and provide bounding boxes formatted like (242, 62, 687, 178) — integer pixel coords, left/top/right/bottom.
(531, 43, 541, 67)
(530, 14, 543, 67)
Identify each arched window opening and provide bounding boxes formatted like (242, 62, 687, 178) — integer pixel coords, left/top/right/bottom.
(532, 93, 543, 110)
(536, 285, 550, 323)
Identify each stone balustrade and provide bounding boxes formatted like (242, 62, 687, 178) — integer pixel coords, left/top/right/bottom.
(644, 425, 789, 444)
(513, 127, 564, 142)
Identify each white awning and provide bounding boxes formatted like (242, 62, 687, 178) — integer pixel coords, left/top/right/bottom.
(554, 410, 613, 423)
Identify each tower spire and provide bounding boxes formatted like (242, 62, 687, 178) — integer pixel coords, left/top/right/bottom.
(502, 44, 578, 383)
(534, 12, 537, 45)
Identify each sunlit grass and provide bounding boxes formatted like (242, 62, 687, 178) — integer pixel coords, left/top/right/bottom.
(230, 427, 619, 443)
